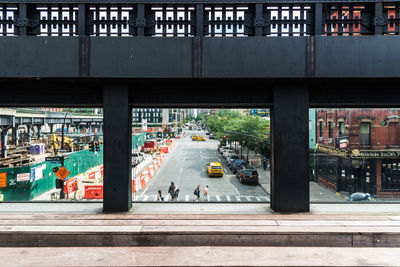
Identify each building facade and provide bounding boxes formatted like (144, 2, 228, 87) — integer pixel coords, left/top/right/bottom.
(315, 108, 400, 198)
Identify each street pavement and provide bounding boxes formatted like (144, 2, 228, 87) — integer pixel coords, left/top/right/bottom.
(134, 129, 270, 202)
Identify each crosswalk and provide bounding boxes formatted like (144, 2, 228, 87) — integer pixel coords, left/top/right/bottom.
(132, 194, 270, 202)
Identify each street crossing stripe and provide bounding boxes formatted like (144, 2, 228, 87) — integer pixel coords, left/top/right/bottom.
(132, 195, 270, 202)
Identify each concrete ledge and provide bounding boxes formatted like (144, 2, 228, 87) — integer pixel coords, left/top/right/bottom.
(1, 246, 399, 267)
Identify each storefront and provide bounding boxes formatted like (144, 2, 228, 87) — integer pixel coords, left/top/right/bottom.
(316, 146, 400, 198)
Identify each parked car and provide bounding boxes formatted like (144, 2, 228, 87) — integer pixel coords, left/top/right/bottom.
(226, 155, 240, 166)
(230, 159, 247, 173)
(223, 149, 235, 158)
(206, 162, 224, 177)
(219, 146, 229, 154)
(132, 152, 145, 166)
(209, 133, 215, 139)
(206, 131, 210, 135)
(236, 165, 259, 184)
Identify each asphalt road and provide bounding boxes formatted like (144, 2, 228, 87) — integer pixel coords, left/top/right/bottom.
(133, 130, 270, 202)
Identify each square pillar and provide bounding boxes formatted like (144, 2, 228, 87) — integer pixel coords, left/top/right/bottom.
(271, 84, 309, 212)
(103, 84, 132, 212)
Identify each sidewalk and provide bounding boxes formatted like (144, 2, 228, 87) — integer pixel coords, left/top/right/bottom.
(230, 142, 347, 202)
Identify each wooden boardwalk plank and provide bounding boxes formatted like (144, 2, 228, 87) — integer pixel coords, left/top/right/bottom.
(0, 219, 279, 226)
(0, 247, 399, 266)
(0, 214, 393, 221)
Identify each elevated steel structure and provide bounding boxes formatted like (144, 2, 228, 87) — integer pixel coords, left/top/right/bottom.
(1, 0, 400, 212)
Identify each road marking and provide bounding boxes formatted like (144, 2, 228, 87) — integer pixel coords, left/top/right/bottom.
(216, 195, 221, 201)
(185, 195, 189, 201)
(226, 195, 231, 202)
(235, 196, 241, 201)
(234, 186, 241, 196)
(246, 196, 251, 201)
(164, 195, 170, 201)
(180, 168, 183, 174)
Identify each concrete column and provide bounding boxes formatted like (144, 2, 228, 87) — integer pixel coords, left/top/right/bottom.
(11, 125, 19, 146)
(48, 123, 54, 135)
(27, 124, 32, 143)
(36, 124, 42, 139)
(270, 84, 309, 212)
(0, 129, 8, 158)
(87, 122, 92, 133)
(103, 84, 132, 212)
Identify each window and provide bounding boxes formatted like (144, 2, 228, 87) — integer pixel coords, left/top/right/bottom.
(360, 122, 371, 146)
(319, 121, 324, 139)
(328, 122, 333, 139)
(338, 121, 345, 137)
(388, 122, 400, 146)
(381, 161, 400, 190)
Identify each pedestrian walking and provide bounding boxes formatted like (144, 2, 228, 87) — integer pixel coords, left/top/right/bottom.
(172, 188, 180, 201)
(263, 158, 267, 171)
(157, 190, 164, 201)
(168, 182, 175, 200)
(193, 185, 200, 202)
(203, 185, 209, 202)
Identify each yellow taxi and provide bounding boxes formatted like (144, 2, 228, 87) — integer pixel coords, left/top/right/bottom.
(207, 162, 224, 177)
(192, 135, 206, 141)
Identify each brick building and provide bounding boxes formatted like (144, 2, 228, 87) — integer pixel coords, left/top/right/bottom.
(315, 108, 400, 198)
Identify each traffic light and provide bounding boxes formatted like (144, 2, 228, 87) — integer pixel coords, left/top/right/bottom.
(89, 142, 95, 152)
(95, 141, 100, 152)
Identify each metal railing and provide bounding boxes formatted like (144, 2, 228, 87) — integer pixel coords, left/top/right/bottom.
(1, 1, 399, 36)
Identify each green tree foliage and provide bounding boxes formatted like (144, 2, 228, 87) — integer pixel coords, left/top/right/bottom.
(206, 111, 270, 158)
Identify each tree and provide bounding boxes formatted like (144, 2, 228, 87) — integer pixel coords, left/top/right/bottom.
(206, 110, 270, 160)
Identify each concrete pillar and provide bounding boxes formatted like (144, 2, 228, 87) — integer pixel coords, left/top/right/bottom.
(11, 125, 19, 146)
(27, 124, 32, 143)
(0, 129, 9, 158)
(36, 125, 42, 139)
(87, 122, 92, 133)
(103, 84, 132, 212)
(270, 84, 309, 212)
(48, 123, 54, 135)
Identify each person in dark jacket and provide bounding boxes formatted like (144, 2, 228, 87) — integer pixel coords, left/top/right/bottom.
(157, 190, 164, 201)
(194, 185, 200, 202)
(168, 182, 175, 200)
(172, 188, 180, 201)
(263, 158, 267, 171)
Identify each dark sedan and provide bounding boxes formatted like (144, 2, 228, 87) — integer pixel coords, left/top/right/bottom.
(236, 165, 259, 184)
(230, 159, 247, 173)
